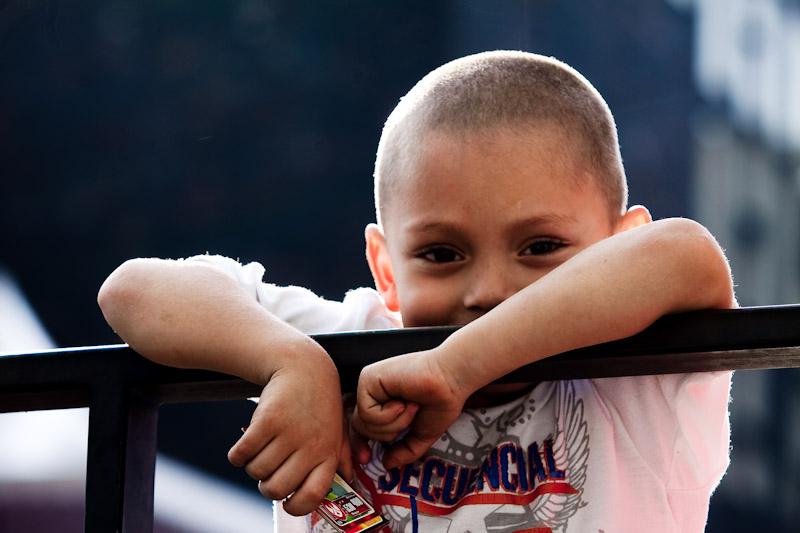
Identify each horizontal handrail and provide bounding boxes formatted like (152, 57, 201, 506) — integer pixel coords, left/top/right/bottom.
(2, 305, 800, 412)
(2, 304, 800, 532)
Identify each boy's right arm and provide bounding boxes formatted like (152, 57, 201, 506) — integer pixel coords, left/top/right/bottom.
(353, 218, 736, 469)
(98, 258, 348, 515)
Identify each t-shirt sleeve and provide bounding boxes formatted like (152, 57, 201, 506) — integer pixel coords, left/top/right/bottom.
(591, 371, 731, 491)
(182, 254, 401, 334)
(663, 370, 731, 491)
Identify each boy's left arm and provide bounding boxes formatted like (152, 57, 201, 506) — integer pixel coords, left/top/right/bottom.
(352, 218, 736, 468)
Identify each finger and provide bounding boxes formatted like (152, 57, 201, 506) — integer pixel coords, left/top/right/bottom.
(282, 460, 338, 516)
(356, 369, 400, 414)
(350, 407, 396, 442)
(350, 420, 394, 442)
(242, 436, 293, 481)
(348, 417, 372, 465)
(258, 452, 304, 500)
(373, 402, 418, 434)
(357, 365, 390, 402)
(338, 427, 354, 482)
(344, 403, 370, 467)
(228, 423, 276, 467)
(258, 449, 314, 502)
(356, 397, 409, 426)
(383, 433, 440, 470)
(350, 402, 419, 443)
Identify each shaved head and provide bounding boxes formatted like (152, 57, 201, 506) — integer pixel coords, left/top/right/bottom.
(373, 51, 627, 228)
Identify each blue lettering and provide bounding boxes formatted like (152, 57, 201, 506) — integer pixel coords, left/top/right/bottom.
(442, 465, 469, 505)
(399, 463, 421, 497)
(499, 443, 518, 491)
(516, 446, 529, 491)
(420, 458, 445, 502)
(466, 466, 481, 494)
(544, 438, 565, 479)
(476, 449, 500, 491)
(379, 467, 400, 492)
(527, 441, 547, 483)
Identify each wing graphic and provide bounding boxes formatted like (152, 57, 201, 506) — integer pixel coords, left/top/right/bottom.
(530, 380, 589, 531)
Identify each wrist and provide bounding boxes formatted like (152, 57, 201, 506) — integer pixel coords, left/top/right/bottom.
(429, 342, 483, 402)
(257, 335, 338, 386)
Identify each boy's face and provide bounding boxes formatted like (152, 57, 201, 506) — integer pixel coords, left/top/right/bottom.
(367, 126, 642, 327)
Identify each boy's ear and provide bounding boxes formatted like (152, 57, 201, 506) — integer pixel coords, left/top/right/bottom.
(614, 205, 652, 234)
(365, 223, 400, 312)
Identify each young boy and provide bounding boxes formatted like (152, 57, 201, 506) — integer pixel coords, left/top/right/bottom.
(98, 51, 735, 532)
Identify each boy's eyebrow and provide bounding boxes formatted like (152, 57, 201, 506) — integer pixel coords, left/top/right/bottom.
(506, 213, 578, 232)
(405, 213, 577, 234)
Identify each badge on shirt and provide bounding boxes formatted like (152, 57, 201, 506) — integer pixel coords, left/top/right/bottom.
(314, 473, 387, 532)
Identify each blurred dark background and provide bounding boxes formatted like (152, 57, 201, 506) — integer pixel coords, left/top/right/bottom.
(2, 0, 799, 531)
(1, 0, 695, 347)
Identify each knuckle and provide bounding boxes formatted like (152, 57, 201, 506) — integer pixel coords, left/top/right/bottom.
(231, 440, 254, 461)
(253, 409, 278, 430)
(296, 481, 328, 511)
(245, 462, 267, 481)
(284, 497, 314, 517)
(229, 439, 262, 468)
(259, 479, 290, 501)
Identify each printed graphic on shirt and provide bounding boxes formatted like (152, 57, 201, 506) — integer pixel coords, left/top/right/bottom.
(335, 381, 590, 533)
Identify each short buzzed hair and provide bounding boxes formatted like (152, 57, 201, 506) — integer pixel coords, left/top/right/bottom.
(374, 51, 627, 226)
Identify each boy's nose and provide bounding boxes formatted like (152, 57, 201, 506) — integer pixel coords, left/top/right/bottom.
(463, 265, 517, 314)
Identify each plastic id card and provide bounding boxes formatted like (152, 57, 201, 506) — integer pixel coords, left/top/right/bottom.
(314, 473, 387, 532)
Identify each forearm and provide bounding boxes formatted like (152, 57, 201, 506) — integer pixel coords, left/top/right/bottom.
(98, 258, 335, 385)
(437, 218, 736, 395)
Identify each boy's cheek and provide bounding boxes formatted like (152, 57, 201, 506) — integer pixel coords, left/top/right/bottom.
(397, 289, 457, 327)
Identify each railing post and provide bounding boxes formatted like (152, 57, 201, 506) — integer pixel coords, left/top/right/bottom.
(122, 389, 159, 533)
(85, 383, 126, 532)
(85, 383, 159, 533)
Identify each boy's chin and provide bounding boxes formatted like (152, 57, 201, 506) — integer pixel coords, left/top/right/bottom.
(465, 382, 539, 408)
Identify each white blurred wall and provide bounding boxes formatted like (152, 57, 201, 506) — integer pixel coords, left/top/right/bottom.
(692, 0, 800, 153)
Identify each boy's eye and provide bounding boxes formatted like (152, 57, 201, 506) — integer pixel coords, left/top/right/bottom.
(520, 239, 565, 256)
(416, 246, 464, 263)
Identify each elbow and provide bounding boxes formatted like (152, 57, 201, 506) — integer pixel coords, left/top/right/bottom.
(658, 218, 736, 310)
(97, 258, 151, 331)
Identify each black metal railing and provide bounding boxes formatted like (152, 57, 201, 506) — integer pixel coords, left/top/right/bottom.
(3, 305, 800, 532)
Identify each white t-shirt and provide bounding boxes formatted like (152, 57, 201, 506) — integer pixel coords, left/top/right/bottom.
(188, 255, 731, 533)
